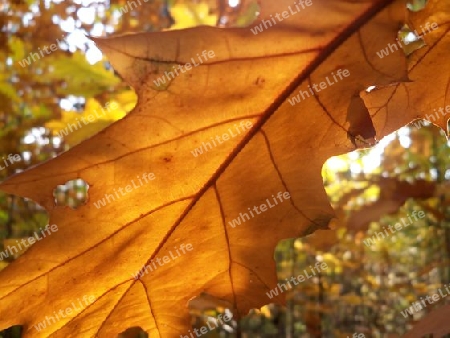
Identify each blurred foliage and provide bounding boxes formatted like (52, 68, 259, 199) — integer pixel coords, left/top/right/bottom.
(226, 124, 449, 337)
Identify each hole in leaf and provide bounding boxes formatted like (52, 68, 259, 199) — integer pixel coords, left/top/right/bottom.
(346, 93, 376, 147)
(217, 0, 259, 28)
(187, 293, 237, 335)
(264, 124, 450, 336)
(315, 124, 450, 335)
(398, 24, 427, 56)
(406, 0, 428, 12)
(0, 325, 24, 337)
(117, 327, 148, 338)
(53, 178, 89, 209)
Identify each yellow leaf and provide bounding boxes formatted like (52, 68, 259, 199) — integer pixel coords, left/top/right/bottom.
(46, 95, 134, 146)
(169, 3, 216, 29)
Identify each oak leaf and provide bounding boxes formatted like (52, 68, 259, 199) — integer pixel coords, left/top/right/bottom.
(0, 0, 448, 337)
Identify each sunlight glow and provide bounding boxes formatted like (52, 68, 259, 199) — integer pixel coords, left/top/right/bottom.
(86, 47, 103, 64)
(77, 7, 96, 24)
(23, 134, 35, 145)
(398, 126, 411, 148)
(22, 151, 32, 162)
(60, 16, 76, 32)
(349, 133, 397, 174)
(404, 32, 419, 43)
(53, 137, 62, 146)
(325, 156, 348, 171)
(23, 128, 48, 146)
(362, 154, 380, 173)
(350, 162, 362, 174)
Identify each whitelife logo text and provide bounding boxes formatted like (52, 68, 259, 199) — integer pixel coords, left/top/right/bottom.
(266, 261, 328, 299)
(93, 172, 155, 209)
(376, 22, 438, 59)
(0, 153, 21, 171)
(191, 121, 253, 157)
(363, 210, 425, 247)
(153, 50, 215, 87)
(0, 224, 58, 261)
(401, 282, 450, 318)
(57, 102, 118, 138)
(288, 69, 350, 106)
(411, 104, 450, 129)
(132, 243, 193, 279)
(18, 34, 67, 67)
(34, 295, 95, 332)
(250, 0, 313, 35)
(228, 191, 291, 228)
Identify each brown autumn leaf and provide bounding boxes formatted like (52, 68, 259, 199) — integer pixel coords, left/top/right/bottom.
(363, 0, 450, 135)
(345, 177, 436, 231)
(0, 0, 448, 337)
(404, 304, 450, 337)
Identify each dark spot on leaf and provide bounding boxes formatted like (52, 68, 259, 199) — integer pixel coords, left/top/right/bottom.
(346, 93, 376, 146)
(255, 77, 265, 85)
